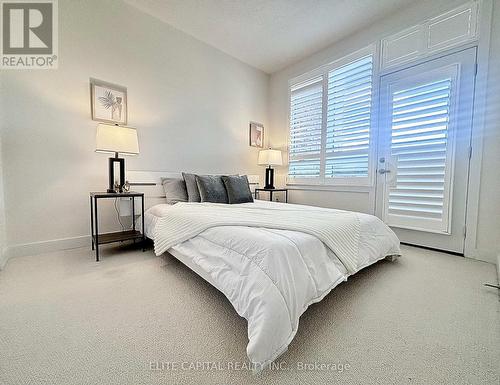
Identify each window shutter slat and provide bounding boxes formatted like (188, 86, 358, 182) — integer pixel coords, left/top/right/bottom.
(288, 159, 321, 178)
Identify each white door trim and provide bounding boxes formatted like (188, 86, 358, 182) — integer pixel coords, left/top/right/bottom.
(463, 0, 493, 260)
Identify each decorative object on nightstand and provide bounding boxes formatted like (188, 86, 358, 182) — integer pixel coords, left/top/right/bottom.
(95, 123, 139, 193)
(89, 191, 145, 262)
(258, 148, 282, 189)
(255, 188, 288, 203)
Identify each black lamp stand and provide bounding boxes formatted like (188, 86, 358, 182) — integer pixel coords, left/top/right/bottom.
(264, 166, 275, 189)
(107, 152, 125, 193)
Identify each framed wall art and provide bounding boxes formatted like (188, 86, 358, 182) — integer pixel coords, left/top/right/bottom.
(90, 78, 127, 125)
(249, 121, 264, 148)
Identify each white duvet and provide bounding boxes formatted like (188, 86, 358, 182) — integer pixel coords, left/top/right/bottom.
(144, 200, 400, 370)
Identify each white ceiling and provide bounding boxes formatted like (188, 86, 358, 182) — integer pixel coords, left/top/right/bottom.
(125, 0, 416, 74)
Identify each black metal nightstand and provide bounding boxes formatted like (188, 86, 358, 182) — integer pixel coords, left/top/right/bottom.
(255, 188, 288, 203)
(89, 192, 145, 261)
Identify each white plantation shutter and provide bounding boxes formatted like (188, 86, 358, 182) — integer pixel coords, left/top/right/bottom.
(386, 77, 454, 231)
(288, 52, 375, 185)
(325, 56, 372, 180)
(288, 77, 323, 180)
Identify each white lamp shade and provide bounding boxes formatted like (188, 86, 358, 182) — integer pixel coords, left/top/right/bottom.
(258, 149, 282, 166)
(95, 124, 139, 155)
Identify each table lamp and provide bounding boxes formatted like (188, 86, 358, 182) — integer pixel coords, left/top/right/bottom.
(258, 148, 282, 189)
(95, 123, 139, 193)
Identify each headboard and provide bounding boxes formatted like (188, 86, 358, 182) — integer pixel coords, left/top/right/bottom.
(126, 170, 261, 210)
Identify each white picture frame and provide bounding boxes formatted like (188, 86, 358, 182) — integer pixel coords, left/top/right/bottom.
(249, 121, 264, 148)
(90, 78, 127, 125)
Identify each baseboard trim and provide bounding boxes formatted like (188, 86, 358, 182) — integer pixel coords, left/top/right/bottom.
(400, 242, 464, 256)
(3, 235, 90, 267)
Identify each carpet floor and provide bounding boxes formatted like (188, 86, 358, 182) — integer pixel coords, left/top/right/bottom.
(0, 244, 498, 385)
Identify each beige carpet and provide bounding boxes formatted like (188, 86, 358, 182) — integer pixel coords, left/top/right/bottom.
(0, 244, 498, 385)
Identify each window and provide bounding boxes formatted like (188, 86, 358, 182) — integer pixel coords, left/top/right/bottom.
(288, 78, 323, 179)
(288, 52, 374, 185)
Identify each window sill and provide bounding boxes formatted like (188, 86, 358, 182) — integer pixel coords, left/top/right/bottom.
(285, 183, 372, 193)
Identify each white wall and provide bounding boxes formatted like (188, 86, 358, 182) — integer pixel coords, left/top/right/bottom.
(0, 130, 6, 269)
(0, 0, 269, 259)
(268, 0, 499, 264)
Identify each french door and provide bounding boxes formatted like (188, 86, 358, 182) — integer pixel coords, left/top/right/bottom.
(375, 48, 476, 253)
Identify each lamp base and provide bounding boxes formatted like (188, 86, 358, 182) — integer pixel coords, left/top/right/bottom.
(108, 155, 125, 193)
(264, 166, 275, 189)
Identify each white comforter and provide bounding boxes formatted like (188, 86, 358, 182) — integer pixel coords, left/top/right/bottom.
(144, 200, 400, 370)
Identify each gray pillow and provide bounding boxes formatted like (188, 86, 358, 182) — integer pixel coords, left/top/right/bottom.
(161, 178, 188, 204)
(195, 175, 228, 203)
(182, 172, 201, 202)
(221, 175, 254, 204)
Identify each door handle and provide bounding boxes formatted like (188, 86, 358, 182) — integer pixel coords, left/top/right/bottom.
(378, 169, 391, 174)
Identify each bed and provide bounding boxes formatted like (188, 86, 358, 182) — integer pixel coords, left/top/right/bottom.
(141, 188, 401, 371)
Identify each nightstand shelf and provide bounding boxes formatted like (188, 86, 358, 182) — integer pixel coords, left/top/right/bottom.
(92, 230, 143, 245)
(89, 192, 145, 261)
(255, 188, 288, 203)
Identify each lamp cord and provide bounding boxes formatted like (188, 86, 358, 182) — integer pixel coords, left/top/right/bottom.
(114, 198, 126, 231)
(114, 198, 139, 231)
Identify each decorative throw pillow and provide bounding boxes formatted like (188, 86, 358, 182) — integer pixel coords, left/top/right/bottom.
(161, 178, 188, 204)
(195, 175, 229, 203)
(221, 175, 254, 204)
(182, 172, 201, 202)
